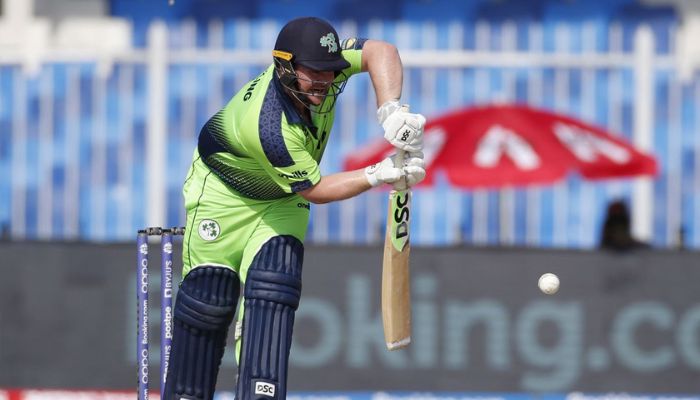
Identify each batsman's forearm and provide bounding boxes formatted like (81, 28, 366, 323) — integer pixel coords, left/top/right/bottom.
(298, 170, 372, 204)
(362, 40, 403, 106)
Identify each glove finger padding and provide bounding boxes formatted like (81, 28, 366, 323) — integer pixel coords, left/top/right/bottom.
(364, 156, 404, 187)
(403, 151, 425, 167)
(404, 165, 426, 186)
(402, 151, 426, 186)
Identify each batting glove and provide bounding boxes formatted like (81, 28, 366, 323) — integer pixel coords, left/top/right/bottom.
(377, 100, 426, 153)
(403, 151, 426, 187)
(364, 156, 403, 187)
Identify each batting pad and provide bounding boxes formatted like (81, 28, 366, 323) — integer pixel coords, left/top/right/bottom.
(164, 266, 239, 400)
(236, 235, 304, 400)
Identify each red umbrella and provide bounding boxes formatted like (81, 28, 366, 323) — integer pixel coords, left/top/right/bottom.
(344, 104, 658, 188)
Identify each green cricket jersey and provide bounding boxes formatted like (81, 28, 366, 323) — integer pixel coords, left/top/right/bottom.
(180, 38, 368, 277)
(196, 39, 364, 200)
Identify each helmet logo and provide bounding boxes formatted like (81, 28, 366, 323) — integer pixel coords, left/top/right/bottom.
(319, 33, 338, 53)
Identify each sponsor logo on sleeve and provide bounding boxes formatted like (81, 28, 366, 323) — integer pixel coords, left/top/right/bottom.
(277, 170, 308, 180)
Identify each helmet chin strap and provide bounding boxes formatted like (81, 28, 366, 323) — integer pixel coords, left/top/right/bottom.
(292, 87, 316, 107)
(278, 69, 314, 108)
(290, 91, 317, 116)
(273, 58, 346, 114)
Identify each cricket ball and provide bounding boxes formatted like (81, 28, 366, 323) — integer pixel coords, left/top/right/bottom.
(538, 272, 560, 295)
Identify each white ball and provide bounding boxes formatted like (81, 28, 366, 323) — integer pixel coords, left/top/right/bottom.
(538, 273, 560, 295)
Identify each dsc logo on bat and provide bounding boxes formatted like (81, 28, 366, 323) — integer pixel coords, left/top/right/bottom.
(391, 190, 410, 250)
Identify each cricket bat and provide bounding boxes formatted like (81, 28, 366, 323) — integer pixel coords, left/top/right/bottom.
(381, 107, 412, 351)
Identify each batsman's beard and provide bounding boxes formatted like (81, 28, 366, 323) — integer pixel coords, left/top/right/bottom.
(274, 61, 347, 113)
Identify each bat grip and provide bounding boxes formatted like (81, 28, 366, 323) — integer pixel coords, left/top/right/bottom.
(392, 104, 409, 191)
(393, 150, 407, 191)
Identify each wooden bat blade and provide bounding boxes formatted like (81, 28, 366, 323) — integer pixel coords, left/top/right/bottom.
(381, 187, 411, 350)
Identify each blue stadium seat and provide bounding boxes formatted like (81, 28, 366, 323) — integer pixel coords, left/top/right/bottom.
(185, 0, 258, 21)
(335, 0, 401, 22)
(401, 0, 483, 22)
(111, 0, 257, 46)
(111, 0, 256, 22)
(475, 0, 546, 22)
(543, 0, 633, 23)
(257, 0, 339, 22)
(613, 2, 677, 21)
(611, 2, 678, 53)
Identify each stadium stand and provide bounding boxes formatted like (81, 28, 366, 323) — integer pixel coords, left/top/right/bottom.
(475, 0, 546, 22)
(257, 0, 339, 22)
(1, 0, 698, 248)
(612, 2, 678, 52)
(400, 0, 482, 22)
(110, 0, 258, 46)
(335, 0, 403, 22)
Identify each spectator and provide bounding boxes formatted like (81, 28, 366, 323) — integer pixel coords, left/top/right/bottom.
(600, 199, 650, 251)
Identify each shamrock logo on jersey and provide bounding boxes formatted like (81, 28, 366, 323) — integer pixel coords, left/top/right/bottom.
(319, 33, 338, 53)
(198, 219, 221, 241)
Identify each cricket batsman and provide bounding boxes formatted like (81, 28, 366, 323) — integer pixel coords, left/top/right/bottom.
(164, 16, 426, 400)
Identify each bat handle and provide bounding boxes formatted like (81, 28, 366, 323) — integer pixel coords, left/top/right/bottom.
(393, 150, 406, 191)
(392, 105, 409, 191)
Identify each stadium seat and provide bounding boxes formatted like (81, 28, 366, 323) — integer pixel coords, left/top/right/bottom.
(185, 0, 257, 21)
(613, 1, 678, 30)
(401, 0, 483, 22)
(543, 0, 633, 23)
(258, 0, 339, 22)
(111, 0, 257, 46)
(111, 0, 256, 21)
(611, 2, 678, 52)
(53, 18, 132, 53)
(0, 18, 51, 51)
(475, 0, 546, 22)
(335, 0, 402, 22)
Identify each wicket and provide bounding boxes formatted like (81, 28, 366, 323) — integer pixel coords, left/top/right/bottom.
(136, 227, 185, 400)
